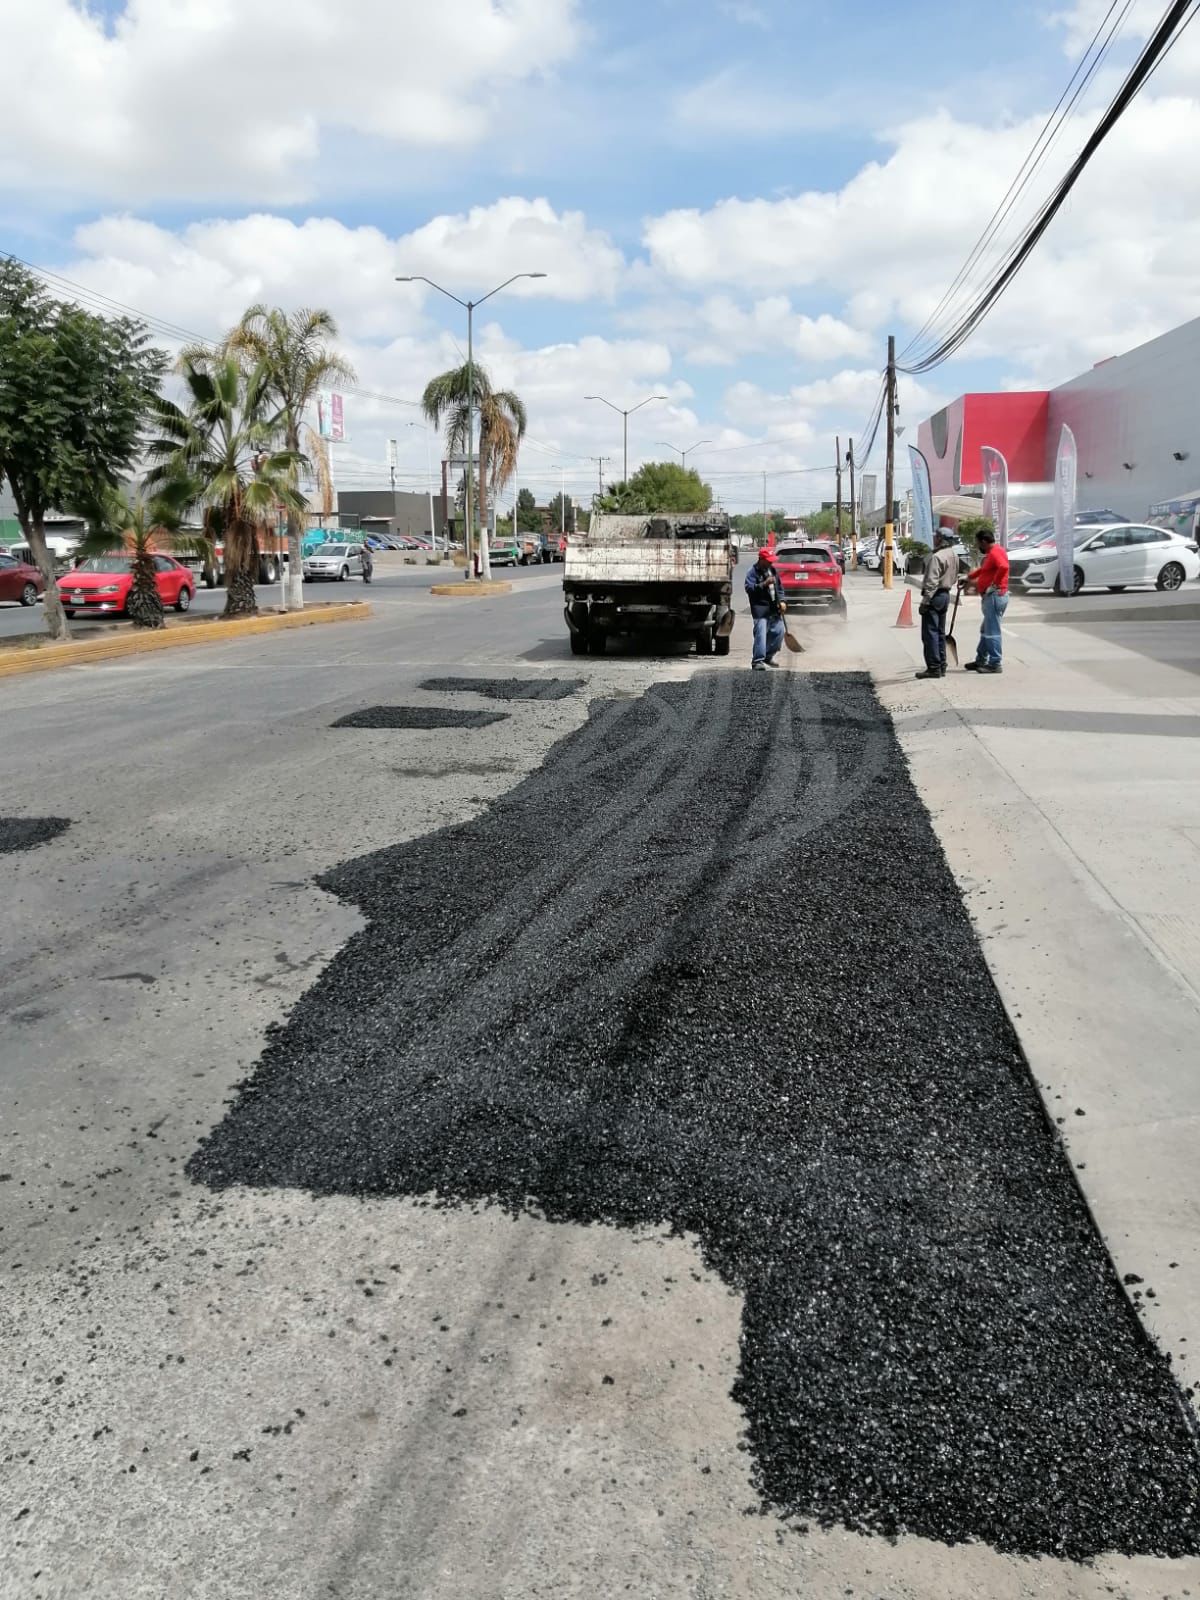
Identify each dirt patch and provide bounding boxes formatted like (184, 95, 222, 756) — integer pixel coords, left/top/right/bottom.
(0, 816, 71, 853)
(332, 707, 509, 731)
(419, 677, 583, 702)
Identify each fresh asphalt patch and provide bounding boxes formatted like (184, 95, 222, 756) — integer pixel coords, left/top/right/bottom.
(331, 706, 508, 730)
(190, 672, 1200, 1561)
(0, 816, 70, 854)
(419, 676, 584, 701)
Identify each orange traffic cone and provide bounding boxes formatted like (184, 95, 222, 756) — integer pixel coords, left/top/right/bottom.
(894, 590, 915, 628)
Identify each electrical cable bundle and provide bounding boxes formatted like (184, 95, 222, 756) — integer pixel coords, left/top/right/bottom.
(898, 0, 1198, 375)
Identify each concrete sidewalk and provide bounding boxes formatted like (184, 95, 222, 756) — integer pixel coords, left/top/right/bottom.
(803, 574, 1200, 1418)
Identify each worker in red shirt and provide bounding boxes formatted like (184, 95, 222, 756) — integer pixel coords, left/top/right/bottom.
(963, 528, 1010, 673)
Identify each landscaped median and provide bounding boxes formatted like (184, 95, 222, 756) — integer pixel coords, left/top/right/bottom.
(428, 579, 513, 598)
(0, 600, 370, 679)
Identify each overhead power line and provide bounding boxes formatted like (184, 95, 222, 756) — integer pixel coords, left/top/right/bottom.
(901, 0, 1137, 367)
(899, 0, 1199, 376)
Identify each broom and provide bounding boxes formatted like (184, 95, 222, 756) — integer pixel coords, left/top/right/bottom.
(781, 604, 804, 654)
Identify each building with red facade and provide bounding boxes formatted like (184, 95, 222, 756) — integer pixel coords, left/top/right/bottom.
(914, 313, 1200, 523)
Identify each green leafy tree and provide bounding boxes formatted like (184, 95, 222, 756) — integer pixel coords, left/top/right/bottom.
(547, 491, 576, 535)
(802, 508, 847, 543)
(147, 355, 305, 617)
(72, 479, 212, 629)
(731, 510, 788, 545)
(225, 306, 355, 610)
(421, 364, 526, 563)
(516, 486, 540, 532)
(595, 480, 649, 514)
(0, 259, 166, 640)
(956, 513, 994, 553)
(602, 460, 712, 514)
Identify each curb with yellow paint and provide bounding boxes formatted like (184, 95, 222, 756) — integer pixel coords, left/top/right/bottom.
(0, 602, 370, 680)
(428, 580, 513, 598)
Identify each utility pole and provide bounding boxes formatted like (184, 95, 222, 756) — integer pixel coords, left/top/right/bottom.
(590, 455, 610, 493)
(884, 333, 897, 590)
(835, 435, 843, 549)
(762, 471, 768, 543)
(847, 438, 856, 570)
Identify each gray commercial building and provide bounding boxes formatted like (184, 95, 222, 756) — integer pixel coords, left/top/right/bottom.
(335, 490, 442, 540)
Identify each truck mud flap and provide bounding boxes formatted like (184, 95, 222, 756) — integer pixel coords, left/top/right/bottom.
(716, 610, 736, 636)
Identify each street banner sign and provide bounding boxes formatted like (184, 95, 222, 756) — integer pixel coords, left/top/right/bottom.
(1054, 426, 1077, 598)
(908, 446, 933, 547)
(980, 446, 1009, 549)
(317, 392, 346, 442)
(860, 472, 877, 515)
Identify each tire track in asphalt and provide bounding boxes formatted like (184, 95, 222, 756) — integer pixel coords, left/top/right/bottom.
(190, 672, 1200, 1561)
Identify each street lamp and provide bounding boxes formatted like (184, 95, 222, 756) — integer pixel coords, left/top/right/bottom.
(398, 271, 546, 580)
(585, 393, 668, 484)
(657, 438, 712, 470)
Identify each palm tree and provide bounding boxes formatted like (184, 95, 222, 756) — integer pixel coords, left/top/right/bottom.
(73, 479, 212, 629)
(226, 306, 355, 609)
(422, 364, 526, 559)
(146, 355, 305, 617)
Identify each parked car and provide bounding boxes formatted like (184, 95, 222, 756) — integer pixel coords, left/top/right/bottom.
(1009, 523, 1200, 595)
(57, 555, 195, 617)
(488, 538, 521, 568)
(0, 551, 45, 607)
(773, 543, 846, 610)
(302, 542, 364, 582)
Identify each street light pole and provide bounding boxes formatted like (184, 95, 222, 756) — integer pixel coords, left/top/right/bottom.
(658, 439, 713, 471)
(397, 271, 547, 580)
(585, 393, 667, 484)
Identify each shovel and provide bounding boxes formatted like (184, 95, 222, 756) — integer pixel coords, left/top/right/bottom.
(945, 587, 961, 668)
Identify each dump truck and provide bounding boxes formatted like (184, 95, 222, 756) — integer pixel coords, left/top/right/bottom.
(563, 511, 736, 656)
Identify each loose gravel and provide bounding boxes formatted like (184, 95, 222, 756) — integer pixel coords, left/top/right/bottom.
(419, 676, 584, 701)
(332, 706, 508, 730)
(191, 671, 1200, 1561)
(0, 816, 70, 854)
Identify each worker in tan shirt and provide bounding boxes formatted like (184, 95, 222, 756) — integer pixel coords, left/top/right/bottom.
(915, 528, 959, 679)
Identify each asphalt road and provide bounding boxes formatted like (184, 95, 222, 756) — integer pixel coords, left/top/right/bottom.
(2, 576, 1197, 1600)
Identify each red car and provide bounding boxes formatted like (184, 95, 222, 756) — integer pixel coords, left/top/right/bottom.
(0, 551, 45, 607)
(774, 543, 845, 609)
(57, 555, 195, 618)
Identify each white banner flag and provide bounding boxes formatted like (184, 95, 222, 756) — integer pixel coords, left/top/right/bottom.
(1054, 426, 1078, 597)
(908, 446, 934, 548)
(980, 446, 1010, 550)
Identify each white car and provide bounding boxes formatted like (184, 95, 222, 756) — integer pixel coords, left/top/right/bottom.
(302, 542, 364, 582)
(1009, 522, 1200, 595)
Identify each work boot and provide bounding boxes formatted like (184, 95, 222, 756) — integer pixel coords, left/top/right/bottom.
(979, 662, 1003, 673)
(914, 667, 942, 679)
(764, 656, 781, 669)
(751, 661, 766, 672)
(964, 661, 982, 672)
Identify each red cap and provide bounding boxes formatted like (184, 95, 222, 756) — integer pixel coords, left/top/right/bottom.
(758, 547, 773, 561)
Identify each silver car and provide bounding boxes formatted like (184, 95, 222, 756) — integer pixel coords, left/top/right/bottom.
(302, 542, 364, 582)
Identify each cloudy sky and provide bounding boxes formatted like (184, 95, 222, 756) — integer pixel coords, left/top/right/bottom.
(2, 0, 1198, 511)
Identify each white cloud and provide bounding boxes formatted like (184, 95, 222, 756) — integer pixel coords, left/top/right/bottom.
(643, 89, 1200, 385)
(397, 198, 625, 302)
(53, 210, 679, 500)
(0, 0, 580, 205)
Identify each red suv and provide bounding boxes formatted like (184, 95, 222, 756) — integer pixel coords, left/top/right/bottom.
(774, 543, 845, 610)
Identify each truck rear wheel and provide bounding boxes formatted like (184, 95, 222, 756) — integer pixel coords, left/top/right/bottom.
(713, 634, 731, 656)
(569, 631, 589, 656)
(588, 631, 606, 655)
